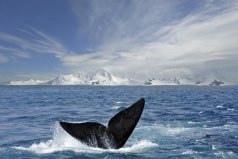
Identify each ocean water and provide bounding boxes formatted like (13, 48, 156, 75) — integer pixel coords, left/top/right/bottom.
(0, 85, 238, 159)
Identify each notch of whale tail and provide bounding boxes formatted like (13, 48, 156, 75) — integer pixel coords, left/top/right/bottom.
(60, 98, 145, 149)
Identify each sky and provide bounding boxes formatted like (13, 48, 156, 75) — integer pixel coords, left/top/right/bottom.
(0, 0, 238, 84)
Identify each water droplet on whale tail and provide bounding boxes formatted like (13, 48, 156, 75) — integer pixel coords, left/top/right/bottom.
(60, 98, 145, 149)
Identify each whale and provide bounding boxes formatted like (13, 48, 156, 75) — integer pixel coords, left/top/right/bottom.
(60, 98, 145, 149)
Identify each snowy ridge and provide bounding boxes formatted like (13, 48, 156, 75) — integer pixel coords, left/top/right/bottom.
(8, 70, 131, 85)
(144, 75, 226, 86)
(8, 79, 48, 85)
(8, 70, 227, 86)
(48, 70, 132, 85)
(144, 77, 193, 85)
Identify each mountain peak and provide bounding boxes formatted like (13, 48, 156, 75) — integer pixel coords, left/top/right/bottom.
(47, 69, 129, 85)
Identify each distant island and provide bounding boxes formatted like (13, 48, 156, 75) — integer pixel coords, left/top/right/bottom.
(144, 78, 225, 86)
(8, 70, 139, 86)
(8, 69, 226, 86)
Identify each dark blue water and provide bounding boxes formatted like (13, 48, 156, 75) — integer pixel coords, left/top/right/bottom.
(0, 86, 238, 159)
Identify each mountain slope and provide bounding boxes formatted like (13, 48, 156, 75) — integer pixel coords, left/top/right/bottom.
(47, 70, 131, 85)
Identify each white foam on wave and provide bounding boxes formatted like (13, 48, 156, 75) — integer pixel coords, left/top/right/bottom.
(214, 151, 237, 158)
(116, 101, 124, 104)
(227, 108, 234, 111)
(111, 101, 126, 110)
(182, 149, 198, 155)
(111, 105, 121, 110)
(137, 124, 193, 136)
(216, 105, 223, 108)
(13, 123, 158, 154)
(212, 145, 217, 150)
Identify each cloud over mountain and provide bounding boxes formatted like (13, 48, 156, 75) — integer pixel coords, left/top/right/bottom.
(0, 1, 238, 84)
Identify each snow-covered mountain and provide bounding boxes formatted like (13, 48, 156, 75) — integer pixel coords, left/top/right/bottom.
(144, 77, 193, 85)
(47, 69, 132, 85)
(144, 75, 225, 86)
(192, 74, 226, 85)
(8, 70, 227, 86)
(8, 79, 48, 85)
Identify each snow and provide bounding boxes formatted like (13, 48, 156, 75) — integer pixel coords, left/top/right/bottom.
(47, 70, 132, 85)
(144, 75, 226, 86)
(8, 70, 227, 86)
(8, 79, 47, 85)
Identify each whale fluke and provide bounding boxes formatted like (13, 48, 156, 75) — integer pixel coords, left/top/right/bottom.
(59, 121, 115, 149)
(60, 98, 145, 149)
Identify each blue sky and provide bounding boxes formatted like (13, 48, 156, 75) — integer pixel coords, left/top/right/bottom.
(0, 0, 238, 83)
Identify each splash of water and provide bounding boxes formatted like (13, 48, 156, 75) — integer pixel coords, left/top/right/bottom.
(14, 123, 158, 154)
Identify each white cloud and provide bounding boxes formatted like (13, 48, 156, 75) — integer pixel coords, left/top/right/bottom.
(1, 1, 238, 83)
(0, 27, 69, 63)
(66, 0, 238, 82)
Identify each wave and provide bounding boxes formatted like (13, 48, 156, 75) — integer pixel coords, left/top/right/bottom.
(111, 105, 121, 110)
(111, 101, 127, 110)
(13, 122, 238, 155)
(135, 123, 238, 140)
(13, 123, 158, 154)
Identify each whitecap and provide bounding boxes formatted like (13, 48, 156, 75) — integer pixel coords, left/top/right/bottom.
(214, 151, 225, 158)
(115, 101, 124, 104)
(227, 108, 234, 111)
(111, 106, 121, 110)
(111, 101, 126, 110)
(182, 149, 198, 155)
(216, 105, 223, 108)
(212, 145, 217, 150)
(214, 151, 237, 158)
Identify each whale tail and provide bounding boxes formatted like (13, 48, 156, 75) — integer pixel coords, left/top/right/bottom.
(60, 98, 145, 149)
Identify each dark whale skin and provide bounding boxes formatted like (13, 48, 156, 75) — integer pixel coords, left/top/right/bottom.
(60, 98, 145, 149)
